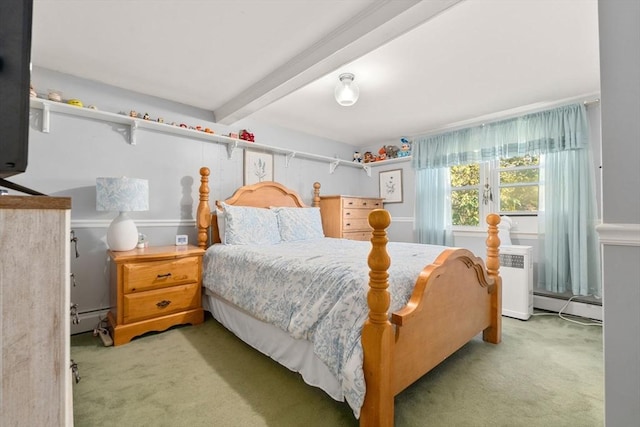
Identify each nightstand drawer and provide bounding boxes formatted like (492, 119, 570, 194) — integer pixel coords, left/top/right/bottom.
(123, 256, 199, 293)
(342, 197, 382, 209)
(123, 282, 200, 324)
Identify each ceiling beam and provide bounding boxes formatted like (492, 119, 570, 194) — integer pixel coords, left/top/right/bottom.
(214, 0, 462, 125)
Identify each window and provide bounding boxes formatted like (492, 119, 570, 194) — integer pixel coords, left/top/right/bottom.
(450, 155, 540, 227)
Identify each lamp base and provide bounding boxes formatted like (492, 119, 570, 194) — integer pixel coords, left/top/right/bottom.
(107, 212, 139, 251)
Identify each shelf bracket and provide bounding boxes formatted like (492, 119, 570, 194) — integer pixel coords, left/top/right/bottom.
(285, 152, 296, 168)
(226, 140, 238, 159)
(42, 103, 51, 133)
(362, 164, 372, 177)
(129, 121, 138, 145)
(329, 160, 340, 174)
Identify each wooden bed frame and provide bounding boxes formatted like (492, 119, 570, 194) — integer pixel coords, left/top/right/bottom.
(196, 167, 502, 427)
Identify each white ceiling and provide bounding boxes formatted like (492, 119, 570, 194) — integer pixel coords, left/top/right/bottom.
(31, 0, 600, 147)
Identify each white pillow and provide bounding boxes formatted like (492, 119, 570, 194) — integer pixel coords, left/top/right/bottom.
(271, 207, 324, 242)
(498, 215, 513, 246)
(221, 202, 281, 245)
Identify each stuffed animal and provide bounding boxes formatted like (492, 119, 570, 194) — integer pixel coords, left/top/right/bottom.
(398, 138, 412, 157)
(363, 151, 375, 163)
(378, 146, 387, 161)
(385, 145, 400, 159)
(353, 151, 363, 163)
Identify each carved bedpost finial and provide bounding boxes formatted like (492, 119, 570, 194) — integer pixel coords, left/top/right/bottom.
(485, 213, 500, 279)
(484, 213, 502, 344)
(197, 167, 211, 249)
(312, 182, 321, 207)
(367, 209, 391, 322)
(361, 208, 394, 425)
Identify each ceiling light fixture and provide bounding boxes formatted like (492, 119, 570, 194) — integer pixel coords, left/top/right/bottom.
(334, 73, 359, 106)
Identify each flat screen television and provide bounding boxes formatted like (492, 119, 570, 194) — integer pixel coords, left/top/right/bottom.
(0, 0, 41, 194)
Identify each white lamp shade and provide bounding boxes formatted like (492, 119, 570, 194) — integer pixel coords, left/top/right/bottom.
(106, 212, 139, 251)
(335, 73, 359, 106)
(96, 177, 149, 251)
(96, 177, 149, 212)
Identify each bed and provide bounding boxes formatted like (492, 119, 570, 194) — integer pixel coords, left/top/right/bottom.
(195, 167, 502, 426)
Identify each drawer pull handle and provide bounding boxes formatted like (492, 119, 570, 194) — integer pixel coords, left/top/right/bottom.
(346, 223, 351, 226)
(156, 300, 172, 309)
(362, 202, 367, 206)
(346, 212, 351, 216)
(157, 273, 172, 279)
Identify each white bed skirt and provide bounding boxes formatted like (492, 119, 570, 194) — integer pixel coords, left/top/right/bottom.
(202, 289, 344, 402)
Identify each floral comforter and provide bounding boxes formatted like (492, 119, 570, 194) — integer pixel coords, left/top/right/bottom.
(202, 237, 446, 417)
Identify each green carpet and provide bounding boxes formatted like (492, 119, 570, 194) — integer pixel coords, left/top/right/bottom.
(71, 313, 602, 427)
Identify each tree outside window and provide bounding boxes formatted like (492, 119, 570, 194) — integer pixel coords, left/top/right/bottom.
(450, 155, 540, 228)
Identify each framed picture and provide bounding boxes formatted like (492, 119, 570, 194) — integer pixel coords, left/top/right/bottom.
(244, 150, 274, 185)
(379, 169, 403, 203)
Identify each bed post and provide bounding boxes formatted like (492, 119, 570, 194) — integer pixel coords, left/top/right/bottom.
(312, 182, 321, 207)
(196, 167, 211, 249)
(361, 209, 394, 427)
(483, 213, 502, 344)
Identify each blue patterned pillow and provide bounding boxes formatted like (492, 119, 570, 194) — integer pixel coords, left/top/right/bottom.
(271, 207, 325, 242)
(221, 202, 281, 245)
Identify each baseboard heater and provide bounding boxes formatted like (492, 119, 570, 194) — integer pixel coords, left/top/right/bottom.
(500, 245, 533, 320)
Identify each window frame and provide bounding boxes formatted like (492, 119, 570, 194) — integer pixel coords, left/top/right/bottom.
(449, 156, 541, 230)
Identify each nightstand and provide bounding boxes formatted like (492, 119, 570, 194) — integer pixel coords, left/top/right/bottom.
(107, 245, 205, 346)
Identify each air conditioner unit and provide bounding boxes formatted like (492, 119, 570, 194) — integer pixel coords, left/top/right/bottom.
(499, 245, 533, 320)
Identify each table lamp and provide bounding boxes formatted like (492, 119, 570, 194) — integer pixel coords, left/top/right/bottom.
(96, 177, 149, 251)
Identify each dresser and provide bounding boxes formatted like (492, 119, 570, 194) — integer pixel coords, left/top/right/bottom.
(319, 195, 384, 241)
(0, 196, 74, 426)
(107, 245, 205, 346)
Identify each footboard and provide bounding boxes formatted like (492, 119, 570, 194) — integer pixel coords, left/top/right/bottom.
(360, 211, 501, 426)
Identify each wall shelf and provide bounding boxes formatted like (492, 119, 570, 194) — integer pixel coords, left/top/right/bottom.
(29, 98, 411, 175)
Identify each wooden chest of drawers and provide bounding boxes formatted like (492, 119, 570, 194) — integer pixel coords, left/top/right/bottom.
(107, 245, 205, 345)
(319, 195, 384, 241)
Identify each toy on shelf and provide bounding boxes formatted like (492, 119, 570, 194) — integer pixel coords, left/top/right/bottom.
(384, 145, 400, 159)
(48, 91, 62, 102)
(398, 137, 412, 157)
(363, 151, 375, 163)
(67, 99, 83, 108)
(377, 146, 387, 161)
(353, 151, 362, 163)
(239, 129, 255, 142)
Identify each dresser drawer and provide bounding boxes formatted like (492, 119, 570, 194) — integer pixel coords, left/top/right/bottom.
(342, 218, 371, 232)
(342, 231, 372, 241)
(342, 197, 382, 209)
(123, 282, 200, 324)
(123, 256, 199, 293)
(343, 208, 371, 220)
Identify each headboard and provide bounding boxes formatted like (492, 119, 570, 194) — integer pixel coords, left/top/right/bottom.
(196, 167, 321, 248)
